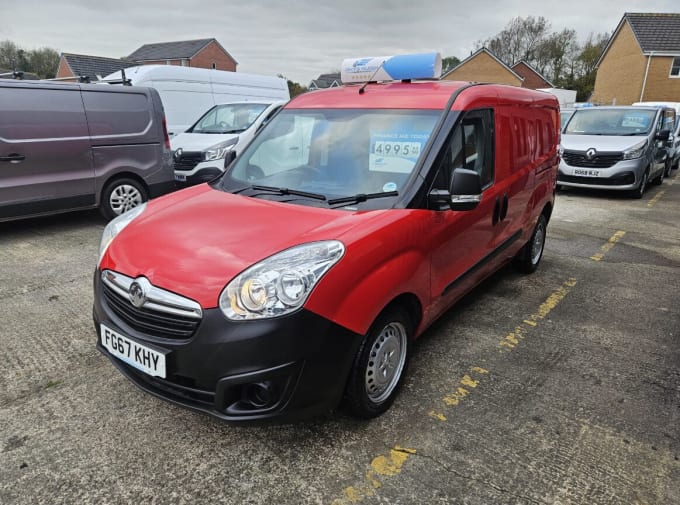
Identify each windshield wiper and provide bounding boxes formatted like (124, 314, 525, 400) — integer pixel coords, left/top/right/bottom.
(246, 184, 327, 201)
(328, 190, 399, 206)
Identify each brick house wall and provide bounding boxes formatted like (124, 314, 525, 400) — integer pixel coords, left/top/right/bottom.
(591, 22, 648, 105)
(442, 51, 522, 86)
(640, 56, 680, 101)
(142, 59, 184, 66)
(191, 41, 237, 71)
(55, 57, 75, 79)
(512, 62, 552, 89)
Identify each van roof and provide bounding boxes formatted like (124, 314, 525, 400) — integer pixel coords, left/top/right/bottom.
(287, 80, 560, 110)
(103, 65, 288, 90)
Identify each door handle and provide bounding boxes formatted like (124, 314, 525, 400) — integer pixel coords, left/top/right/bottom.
(500, 194, 509, 221)
(0, 153, 26, 163)
(492, 197, 500, 225)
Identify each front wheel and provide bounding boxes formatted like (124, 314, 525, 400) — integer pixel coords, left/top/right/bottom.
(100, 178, 148, 220)
(343, 308, 412, 419)
(514, 214, 547, 274)
(631, 169, 648, 199)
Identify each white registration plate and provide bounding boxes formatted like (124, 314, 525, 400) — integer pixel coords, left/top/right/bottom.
(174, 173, 187, 182)
(574, 169, 601, 177)
(101, 324, 167, 378)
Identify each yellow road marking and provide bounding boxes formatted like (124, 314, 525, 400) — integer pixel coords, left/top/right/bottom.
(331, 446, 417, 505)
(330, 279, 577, 503)
(499, 278, 577, 350)
(590, 230, 626, 261)
(647, 190, 665, 208)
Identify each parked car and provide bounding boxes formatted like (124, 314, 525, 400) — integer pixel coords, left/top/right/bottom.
(0, 80, 174, 222)
(102, 66, 290, 137)
(633, 101, 680, 175)
(557, 105, 673, 198)
(171, 101, 286, 187)
(560, 107, 575, 131)
(93, 53, 560, 423)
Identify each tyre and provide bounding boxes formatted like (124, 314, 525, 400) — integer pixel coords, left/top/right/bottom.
(514, 214, 547, 274)
(100, 178, 148, 220)
(344, 307, 412, 419)
(664, 158, 673, 177)
(631, 169, 648, 199)
(653, 166, 665, 186)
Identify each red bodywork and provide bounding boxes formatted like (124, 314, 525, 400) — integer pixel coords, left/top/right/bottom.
(101, 81, 559, 338)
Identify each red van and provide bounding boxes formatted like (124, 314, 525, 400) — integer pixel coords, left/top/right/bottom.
(94, 58, 560, 423)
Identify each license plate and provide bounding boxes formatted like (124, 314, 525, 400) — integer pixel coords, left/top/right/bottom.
(100, 324, 167, 378)
(574, 169, 600, 177)
(174, 173, 187, 182)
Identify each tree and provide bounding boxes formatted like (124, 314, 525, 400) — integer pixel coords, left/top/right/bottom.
(27, 47, 60, 78)
(480, 16, 551, 66)
(442, 56, 460, 74)
(278, 74, 308, 98)
(0, 40, 60, 78)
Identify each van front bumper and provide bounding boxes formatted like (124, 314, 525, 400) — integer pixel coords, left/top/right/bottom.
(93, 270, 363, 423)
(557, 158, 645, 190)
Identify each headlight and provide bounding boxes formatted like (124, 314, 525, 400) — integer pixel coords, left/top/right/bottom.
(623, 140, 647, 160)
(98, 203, 147, 263)
(219, 241, 345, 320)
(204, 137, 239, 161)
(558, 144, 564, 156)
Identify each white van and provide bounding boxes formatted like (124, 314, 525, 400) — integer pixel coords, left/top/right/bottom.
(171, 100, 286, 186)
(633, 101, 680, 173)
(101, 66, 290, 137)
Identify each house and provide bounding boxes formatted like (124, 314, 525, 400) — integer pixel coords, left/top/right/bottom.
(441, 47, 523, 86)
(592, 13, 680, 105)
(511, 61, 554, 89)
(309, 73, 341, 90)
(55, 53, 136, 82)
(127, 38, 237, 71)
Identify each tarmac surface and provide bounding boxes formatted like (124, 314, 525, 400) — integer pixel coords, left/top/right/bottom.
(1, 174, 679, 505)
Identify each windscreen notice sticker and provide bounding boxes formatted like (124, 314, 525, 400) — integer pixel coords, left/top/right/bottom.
(369, 131, 430, 173)
(621, 113, 650, 128)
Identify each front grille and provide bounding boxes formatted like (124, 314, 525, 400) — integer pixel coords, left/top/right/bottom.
(562, 150, 623, 168)
(173, 152, 202, 171)
(103, 283, 200, 339)
(101, 270, 203, 341)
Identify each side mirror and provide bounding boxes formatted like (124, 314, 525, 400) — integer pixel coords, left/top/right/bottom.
(224, 150, 237, 169)
(656, 129, 671, 142)
(450, 168, 482, 210)
(427, 168, 482, 211)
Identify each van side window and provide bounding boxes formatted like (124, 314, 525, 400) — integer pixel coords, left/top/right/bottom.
(433, 109, 494, 191)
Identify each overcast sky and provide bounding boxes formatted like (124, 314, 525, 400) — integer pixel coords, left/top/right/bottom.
(2, 1, 678, 84)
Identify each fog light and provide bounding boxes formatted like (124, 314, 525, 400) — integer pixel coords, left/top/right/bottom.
(243, 381, 277, 408)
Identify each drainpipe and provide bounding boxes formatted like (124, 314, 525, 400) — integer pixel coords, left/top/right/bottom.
(640, 51, 654, 102)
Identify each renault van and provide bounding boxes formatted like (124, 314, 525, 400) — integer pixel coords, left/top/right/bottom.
(102, 66, 290, 137)
(93, 53, 560, 423)
(0, 80, 174, 222)
(633, 101, 680, 174)
(171, 101, 286, 186)
(557, 105, 673, 197)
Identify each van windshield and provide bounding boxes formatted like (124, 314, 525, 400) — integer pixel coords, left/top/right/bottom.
(190, 103, 269, 134)
(565, 108, 657, 136)
(220, 108, 440, 207)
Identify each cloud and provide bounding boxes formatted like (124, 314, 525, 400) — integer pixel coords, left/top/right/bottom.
(2, 0, 678, 84)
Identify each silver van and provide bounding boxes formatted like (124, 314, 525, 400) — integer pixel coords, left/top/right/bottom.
(0, 80, 175, 221)
(557, 106, 674, 198)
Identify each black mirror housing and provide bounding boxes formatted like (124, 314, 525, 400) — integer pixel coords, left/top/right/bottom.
(449, 168, 482, 210)
(224, 150, 237, 169)
(656, 129, 671, 142)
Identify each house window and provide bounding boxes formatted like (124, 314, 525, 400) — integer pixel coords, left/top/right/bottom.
(212, 62, 216, 69)
(671, 57, 680, 77)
